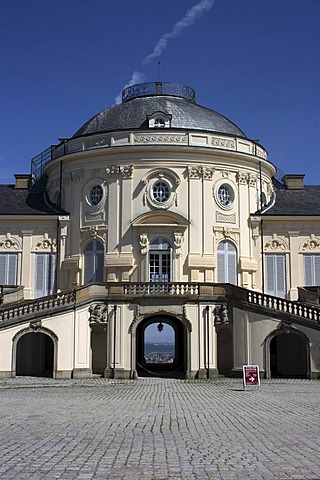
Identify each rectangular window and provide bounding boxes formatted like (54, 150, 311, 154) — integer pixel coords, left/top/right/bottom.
(304, 254, 320, 286)
(34, 253, 56, 298)
(265, 253, 286, 298)
(0, 253, 18, 285)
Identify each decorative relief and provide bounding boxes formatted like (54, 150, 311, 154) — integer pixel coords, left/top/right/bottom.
(0, 233, 21, 250)
(301, 234, 320, 252)
(105, 165, 134, 178)
(72, 170, 83, 183)
(139, 233, 149, 255)
(85, 212, 104, 222)
(264, 234, 288, 252)
(174, 232, 184, 257)
(216, 212, 236, 224)
(187, 166, 214, 180)
(211, 138, 236, 149)
(133, 134, 187, 144)
(221, 170, 230, 178)
(248, 173, 257, 187)
(237, 172, 248, 185)
(214, 304, 232, 326)
(35, 233, 56, 252)
(188, 166, 202, 179)
(202, 167, 215, 180)
(89, 304, 108, 326)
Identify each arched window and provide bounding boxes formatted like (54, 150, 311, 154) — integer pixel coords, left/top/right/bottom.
(148, 237, 172, 282)
(217, 241, 237, 284)
(84, 240, 104, 284)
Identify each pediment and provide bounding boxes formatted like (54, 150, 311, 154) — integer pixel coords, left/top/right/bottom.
(132, 211, 189, 227)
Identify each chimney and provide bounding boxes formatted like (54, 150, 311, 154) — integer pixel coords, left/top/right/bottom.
(14, 174, 31, 189)
(282, 174, 304, 190)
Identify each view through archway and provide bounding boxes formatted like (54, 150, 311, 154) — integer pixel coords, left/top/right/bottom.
(136, 316, 187, 378)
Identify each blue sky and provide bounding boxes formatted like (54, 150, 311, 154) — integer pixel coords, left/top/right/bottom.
(1, 0, 320, 185)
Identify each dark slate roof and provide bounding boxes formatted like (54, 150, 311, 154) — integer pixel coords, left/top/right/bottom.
(0, 178, 66, 216)
(73, 95, 246, 138)
(261, 186, 320, 216)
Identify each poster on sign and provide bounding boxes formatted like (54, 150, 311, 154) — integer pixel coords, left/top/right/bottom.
(243, 365, 260, 390)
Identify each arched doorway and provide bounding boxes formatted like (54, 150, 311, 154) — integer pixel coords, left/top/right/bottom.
(269, 330, 309, 379)
(16, 332, 54, 377)
(217, 327, 233, 376)
(136, 315, 187, 378)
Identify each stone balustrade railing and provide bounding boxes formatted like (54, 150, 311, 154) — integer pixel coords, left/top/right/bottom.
(0, 290, 75, 322)
(123, 282, 199, 296)
(247, 290, 320, 324)
(1, 283, 320, 327)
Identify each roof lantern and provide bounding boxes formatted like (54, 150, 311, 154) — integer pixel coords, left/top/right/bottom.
(122, 82, 196, 103)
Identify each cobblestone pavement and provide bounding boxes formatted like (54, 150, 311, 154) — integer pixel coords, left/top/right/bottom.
(0, 377, 319, 480)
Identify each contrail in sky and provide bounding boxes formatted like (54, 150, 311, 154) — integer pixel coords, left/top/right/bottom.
(143, 0, 215, 65)
(115, 0, 215, 104)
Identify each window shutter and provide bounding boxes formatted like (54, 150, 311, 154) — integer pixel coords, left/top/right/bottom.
(227, 243, 237, 285)
(314, 255, 320, 285)
(217, 247, 226, 283)
(276, 254, 286, 298)
(35, 254, 45, 298)
(265, 254, 275, 295)
(0, 254, 6, 284)
(7, 254, 18, 285)
(48, 254, 56, 295)
(304, 255, 313, 286)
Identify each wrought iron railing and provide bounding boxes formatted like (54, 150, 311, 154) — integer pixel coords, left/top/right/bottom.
(122, 82, 196, 103)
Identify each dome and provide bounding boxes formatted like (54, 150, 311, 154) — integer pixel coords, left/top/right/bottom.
(73, 82, 246, 139)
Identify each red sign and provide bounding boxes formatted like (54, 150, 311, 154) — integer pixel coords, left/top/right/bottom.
(243, 365, 260, 388)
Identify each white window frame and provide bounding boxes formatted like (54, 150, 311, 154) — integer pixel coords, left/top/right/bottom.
(34, 253, 56, 298)
(148, 237, 173, 282)
(303, 254, 320, 286)
(0, 253, 18, 285)
(217, 240, 237, 284)
(84, 240, 104, 284)
(265, 253, 286, 298)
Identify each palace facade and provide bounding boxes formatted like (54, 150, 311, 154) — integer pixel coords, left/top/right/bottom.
(1, 82, 320, 379)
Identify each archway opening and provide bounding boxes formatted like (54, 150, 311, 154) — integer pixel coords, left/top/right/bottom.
(136, 316, 187, 378)
(270, 332, 308, 379)
(217, 328, 233, 376)
(91, 326, 107, 376)
(16, 332, 54, 377)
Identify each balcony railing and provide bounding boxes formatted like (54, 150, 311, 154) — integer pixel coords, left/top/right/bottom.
(1, 283, 320, 328)
(123, 282, 199, 296)
(247, 290, 320, 323)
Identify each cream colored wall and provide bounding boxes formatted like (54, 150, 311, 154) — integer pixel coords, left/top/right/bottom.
(44, 141, 274, 291)
(0, 218, 58, 299)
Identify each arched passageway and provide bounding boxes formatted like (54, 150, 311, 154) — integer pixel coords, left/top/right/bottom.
(136, 316, 187, 378)
(16, 332, 54, 377)
(269, 332, 309, 379)
(217, 328, 233, 376)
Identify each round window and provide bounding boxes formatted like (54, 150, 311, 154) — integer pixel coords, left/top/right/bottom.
(152, 181, 170, 203)
(88, 185, 103, 206)
(217, 184, 234, 207)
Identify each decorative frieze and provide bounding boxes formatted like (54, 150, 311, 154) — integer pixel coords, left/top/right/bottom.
(0, 233, 21, 250)
(301, 235, 320, 251)
(216, 212, 236, 224)
(85, 212, 104, 222)
(211, 138, 236, 149)
(34, 233, 56, 252)
(133, 134, 187, 144)
(265, 234, 288, 252)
